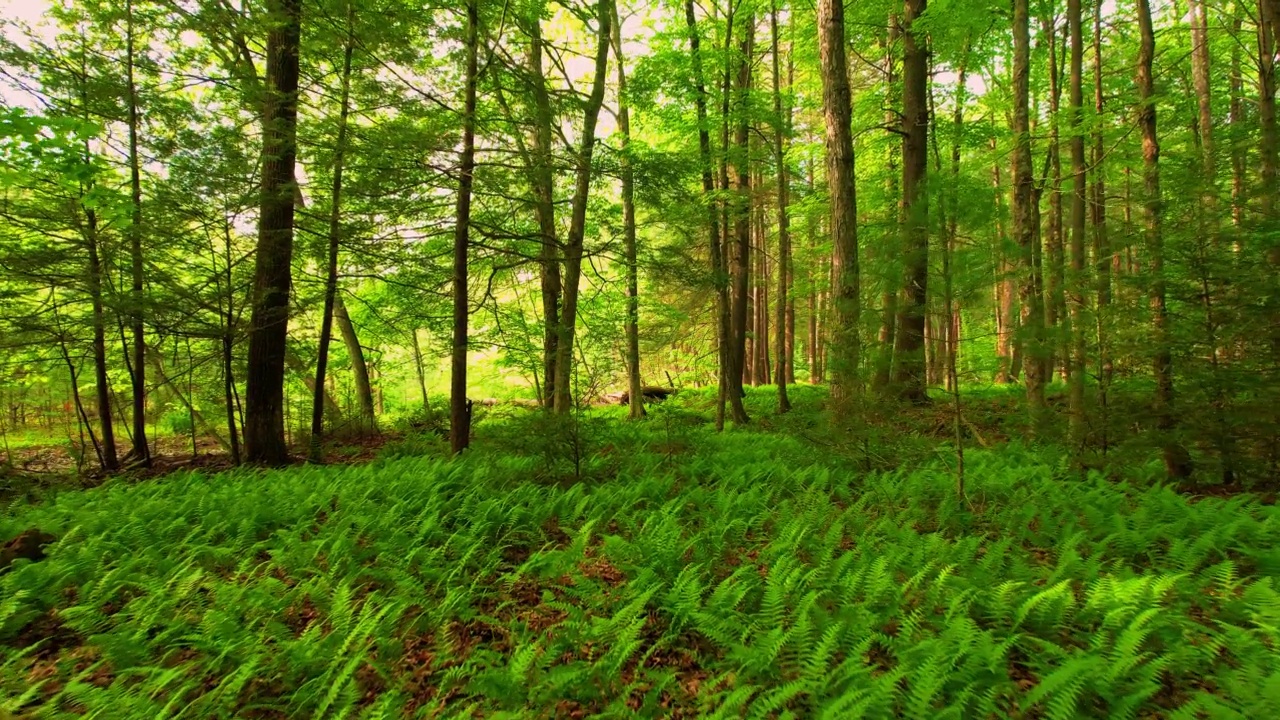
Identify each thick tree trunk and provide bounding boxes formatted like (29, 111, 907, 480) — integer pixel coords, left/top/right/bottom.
(552, 0, 612, 414)
(124, 0, 149, 467)
(771, 0, 791, 413)
(309, 8, 355, 462)
(817, 0, 861, 407)
(1137, 0, 1192, 479)
(1067, 0, 1087, 452)
(1013, 0, 1046, 427)
(610, 3, 644, 419)
(894, 0, 929, 403)
(244, 0, 301, 465)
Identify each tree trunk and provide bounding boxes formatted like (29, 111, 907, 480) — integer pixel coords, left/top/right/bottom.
(1067, 0, 1088, 452)
(309, 6, 355, 462)
(244, 0, 302, 465)
(610, 2, 644, 419)
(552, 0, 612, 414)
(333, 294, 375, 433)
(1013, 0, 1046, 427)
(771, 0, 792, 413)
(817, 0, 861, 407)
(85, 206, 119, 471)
(807, 159, 819, 384)
(124, 0, 149, 467)
(451, 0, 478, 454)
(894, 0, 929, 403)
(876, 18, 900, 394)
(1092, 0, 1112, 392)
(1260, 0, 1278, 242)
(1044, 15, 1065, 383)
(685, 0, 735, 430)
(526, 9, 561, 409)
(1137, 0, 1192, 479)
(409, 326, 430, 409)
(993, 143, 1018, 384)
(727, 10, 754, 420)
(1230, 11, 1246, 229)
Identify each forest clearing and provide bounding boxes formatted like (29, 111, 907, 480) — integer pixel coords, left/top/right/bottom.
(3, 0, 1280, 716)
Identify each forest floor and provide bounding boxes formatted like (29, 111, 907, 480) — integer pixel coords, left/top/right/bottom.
(1, 386, 1278, 718)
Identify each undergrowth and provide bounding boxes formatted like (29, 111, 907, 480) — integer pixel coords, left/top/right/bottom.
(1, 405, 1278, 718)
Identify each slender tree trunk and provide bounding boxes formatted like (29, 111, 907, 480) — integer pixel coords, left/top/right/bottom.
(685, 0, 733, 430)
(771, 0, 792, 413)
(993, 144, 1017, 384)
(610, 3, 644, 419)
(1092, 0, 1112, 395)
(123, 0, 149, 466)
(526, 9, 561, 409)
(1014, 0, 1046, 427)
(1260, 0, 1278, 245)
(1137, 0, 1192, 479)
(894, 0, 929, 403)
(411, 329, 430, 412)
(876, 18, 900, 393)
(1230, 11, 1246, 229)
(807, 159, 819, 384)
(817, 0, 861, 408)
(244, 0, 302, 465)
(552, 0, 612, 414)
(85, 207, 118, 471)
(1067, 0, 1088, 453)
(309, 7, 355, 462)
(726, 10, 754, 420)
(451, 0, 478, 453)
(333, 295, 376, 433)
(1044, 15, 1065, 383)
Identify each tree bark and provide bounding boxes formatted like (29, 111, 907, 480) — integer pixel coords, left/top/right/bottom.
(1044, 15, 1065, 382)
(451, 0, 478, 453)
(308, 4, 355, 462)
(124, 0, 149, 466)
(1137, 0, 1192, 479)
(410, 329, 430, 412)
(1013, 0, 1046, 427)
(684, 0, 736, 430)
(770, 0, 792, 413)
(1092, 0, 1112, 392)
(244, 0, 301, 465)
(894, 0, 929, 404)
(334, 295, 376, 433)
(1067, 0, 1087, 452)
(817, 0, 861, 407)
(552, 0, 612, 414)
(525, 8, 561, 409)
(876, 18, 900, 393)
(610, 2, 644, 419)
(726, 10, 754, 420)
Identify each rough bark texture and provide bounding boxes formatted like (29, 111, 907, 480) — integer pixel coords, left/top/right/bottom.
(817, 0, 861, 407)
(876, 19, 900, 393)
(244, 0, 302, 465)
(451, 0, 478, 454)
(552, 0, 612, 414)
(1092, 0, 1111, 388)
(1136, 0, 1192, 479)
(894, 0, 929, 404)
(1044, 17, 1065, 382)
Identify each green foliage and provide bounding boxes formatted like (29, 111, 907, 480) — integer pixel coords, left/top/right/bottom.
(2, 413, 1278, 718)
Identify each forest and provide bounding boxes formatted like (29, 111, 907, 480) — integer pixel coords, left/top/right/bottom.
(1, 0, 1279, 716)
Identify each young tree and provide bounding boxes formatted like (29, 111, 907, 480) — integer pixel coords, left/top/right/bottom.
(610, 1, 644, 420)
(451, 0, 479, 454)
(770, 0, 791, 414)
